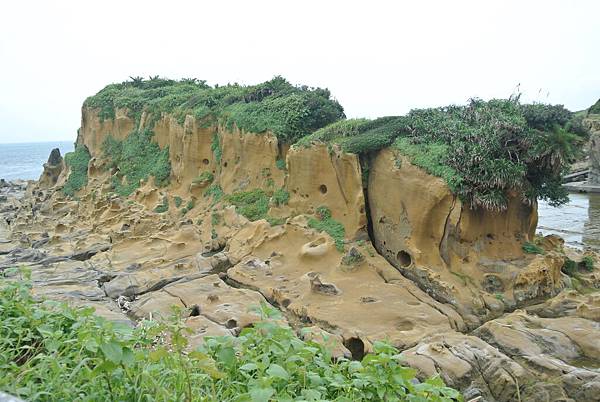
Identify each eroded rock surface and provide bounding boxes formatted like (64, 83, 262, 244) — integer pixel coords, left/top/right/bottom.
(1, 107, 599, 401)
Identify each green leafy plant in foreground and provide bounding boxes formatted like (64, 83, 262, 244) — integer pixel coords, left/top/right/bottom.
(308, 206, 346, 252)
(62, 144, 91, 197)
(0, 273, 461, 401)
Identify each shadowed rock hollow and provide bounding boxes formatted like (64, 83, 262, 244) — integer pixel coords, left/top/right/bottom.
(2, 77, 599, 402)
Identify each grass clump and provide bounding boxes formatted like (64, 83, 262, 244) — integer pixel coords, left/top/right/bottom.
(62, 144, 91, 197)
(580, 255, 595, 272)
(275, 158, 286, 170)
(205, 184, 224, 204)
(84, 76, 344, 144)
(174, 196, 183, 208)
(308, 206, 346, 251)
(272, 188, 290, 206)
(562, 258, 577, 276)
(211, 133, 222, 163)
(227, 189, 270, 221)
(193, 171, 214, 184)
(522, 242, 544, 255)
(300, 99, 585, 211)
(154, 196, 169, 213)
(102, 129, 171, 197)
(181, 199, 195, 215)
(0, 273, 461, 402)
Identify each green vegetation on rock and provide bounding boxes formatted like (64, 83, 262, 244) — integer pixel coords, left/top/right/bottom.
(193, 171, 214, 184)
(522, 242, 544, 255)
(227, 189, 270, 221)
(589, 99, 600, 115)
(103, 129, 171, 197)
(84, 76, 344, 144)
(62, 144, 91, 197)
(0, 275, 460, 401)
(211, 133, 222, 163)
(308, 206, 346, 251)
(154, 196, 169, 213)
(272, 188, 290, 206)
(174, 196, 183, 208)
(562, 258, 577, 276)
(205, 184, 224, 205)
(301, 98, 584, 211)
(581, 255, 595, 272)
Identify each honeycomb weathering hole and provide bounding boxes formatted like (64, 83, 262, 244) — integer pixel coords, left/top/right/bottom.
(319, 184, 328, 194)
(344, 337, 365, 360)
(202, 158, 209, 165)
(396, 250, 412, 267)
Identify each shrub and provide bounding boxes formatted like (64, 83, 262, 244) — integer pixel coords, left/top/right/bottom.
(84, 76, 344, 144)
(0, 275, 461, 401)
(205, 184, 224, 204)
(102, 130, 171, 197)
(63, 144, 91, 197)
(174, 196, 183, 208)
(181, 199, 195, 215)
(275, 158, 286, 170)
(227, 189, 270, 221)
(154, 196, 169, 213)
(308, 206, 345, 251)
(193, 171, 214, 184)
(588, 99, 600, 115)
(581, 255, 595, 272)
(522, 242, 544, 255)
(298, 99, 581, 212)
(211, 134, 222, 164)
(562, 258, 577, 276)
(271, 188, 290, 206)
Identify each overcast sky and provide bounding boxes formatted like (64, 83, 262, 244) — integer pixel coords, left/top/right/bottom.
(1, 0, 599, 143)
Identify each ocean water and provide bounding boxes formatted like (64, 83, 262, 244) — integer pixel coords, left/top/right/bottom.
(0, 141, 74, 181)
(538, 193, 600, 252)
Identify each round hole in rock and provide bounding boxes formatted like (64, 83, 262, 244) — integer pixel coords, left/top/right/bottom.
(319, 184, 328, 194)
(189, 305, 201, 317)
(396, 250, 412, 267)
(344, 337, 365, 360)
(202, 158, 209, 165)
(223, 162, 228, 168)
(225, 319, 238, 329)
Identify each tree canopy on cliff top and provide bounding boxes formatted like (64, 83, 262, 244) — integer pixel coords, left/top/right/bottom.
(299, 98, 586, 211)
(84, 76, 345, 144)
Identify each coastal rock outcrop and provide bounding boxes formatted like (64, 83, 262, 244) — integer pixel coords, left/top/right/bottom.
(1, 81, 598, 401)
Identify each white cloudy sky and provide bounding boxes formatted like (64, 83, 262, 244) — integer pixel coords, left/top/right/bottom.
(1, 0, 599, 143)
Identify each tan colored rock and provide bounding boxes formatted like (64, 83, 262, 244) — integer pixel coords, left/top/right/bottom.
(474, 310, 600, 401)
(368, 149, 562, 318)
(287, 144, 366, 238)
(226, 221, 462, 353)
(38, 148, 64, 189)
(400, 332, 541, 402)
(299, 326, 351, 359)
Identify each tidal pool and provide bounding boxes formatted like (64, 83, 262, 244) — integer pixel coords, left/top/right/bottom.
(537, 192, 600, 251)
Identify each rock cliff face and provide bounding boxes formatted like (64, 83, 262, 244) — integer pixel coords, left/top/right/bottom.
(2, 103, 599, 402)
(368, 149, 563, 322)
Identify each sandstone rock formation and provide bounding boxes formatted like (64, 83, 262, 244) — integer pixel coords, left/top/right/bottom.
(1, 91, 598, 401)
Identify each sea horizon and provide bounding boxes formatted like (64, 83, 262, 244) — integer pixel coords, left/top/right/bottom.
(0, 140, 74, 181)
